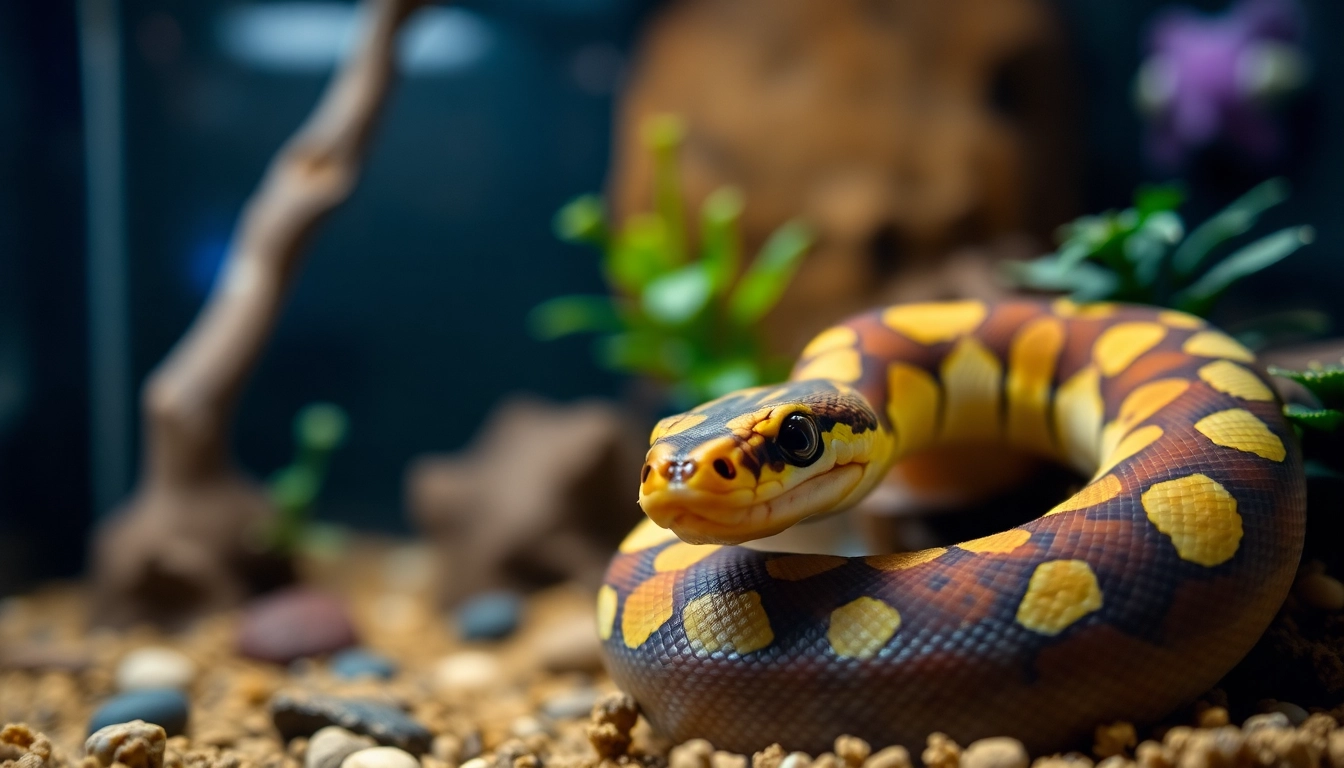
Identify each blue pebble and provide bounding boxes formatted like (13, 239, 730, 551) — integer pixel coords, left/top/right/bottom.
(329, 648, 398, 680)
(88, 688, 189, 736)
(456, 591, 522, 641)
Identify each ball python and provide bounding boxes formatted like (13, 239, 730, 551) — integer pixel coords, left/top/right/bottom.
(596, 299, 1305, 754)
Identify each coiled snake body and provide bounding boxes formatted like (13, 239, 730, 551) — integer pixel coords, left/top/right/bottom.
(598, 300, 1305, 754)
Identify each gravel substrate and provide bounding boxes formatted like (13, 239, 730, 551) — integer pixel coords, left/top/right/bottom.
(4, 540, 1344, 768)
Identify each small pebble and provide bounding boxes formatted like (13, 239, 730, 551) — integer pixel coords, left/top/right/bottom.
(865, 747, 912, 768)
(307, 727, 376, 768)
(88, 689, 189, 737)
(239, 588, 359, 664)
(115, 647, 196, 692)
(779, 753, 813, 768)
(714, 752, 749, 768)
(670, 739, 715, 768)
(342, 747, 421, 768)
(271, 691, 433, 755)
(534, 612, 604, 673)
(330, 649, 398, 681)
(1260, 701, 1310, 726)
(455, 591, 523, 641)
(432, 652, 503, 696)
(1296, 572, 1344, 611)
(510, 717, 547, 739)
(1242, 712, 1291, 732)
(85, 720, 167, 768)
(458, 759, 489, 768)
(541, 688, 601, 720)
(960, 738, 1028, 768)
(836, 736, 871, 767)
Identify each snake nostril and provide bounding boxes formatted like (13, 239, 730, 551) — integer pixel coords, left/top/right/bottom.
(642, 464, 652, 483)
(712, 458, 736, 480)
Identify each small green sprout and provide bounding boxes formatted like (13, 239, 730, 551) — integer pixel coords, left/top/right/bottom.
(266, 402, 349, 553)
(531, 115, 813, 408)
(1004, 178, 1314, 319)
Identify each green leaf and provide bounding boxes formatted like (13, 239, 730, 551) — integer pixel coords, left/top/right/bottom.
(597, 332, 690, 379)
(1283, 403, 1344, 433)
(607, 214, 672, 293)
(1000, 257, 1120, 299)
(643, 264, 713, 325)
(1269, 364, 1344, 402)
(644, 114, 687, 264)
(1229, 309, 1332, 351)
(1172, 177, 1289, 277)
(527, 295, 622, 340)
(1135, 183, 1185, 216)
(1173, 226, 1313, 316)
(728, 220, 812, 325)
(296, 403, 348, 452)
(701, 187, 744, 295)
(553, 195, 608, 248)
(270, 465, 319, 513)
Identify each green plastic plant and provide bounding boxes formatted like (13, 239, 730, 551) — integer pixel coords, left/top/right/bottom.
(1004, 178, 1314, 319)
(1270, 362, 1344, 478)
(265, 402, 349, 554)
(530, 115, 813, 407)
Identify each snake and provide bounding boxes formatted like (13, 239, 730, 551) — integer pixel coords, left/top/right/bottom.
(596, 299, 1305, 755)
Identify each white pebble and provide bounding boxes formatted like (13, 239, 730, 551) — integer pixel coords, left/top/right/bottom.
(960, 738, 1028, 768)
(780, 754, 812, 768)
(541, 688, 601, 720)
(115, 647, 197, 692)
(459, 759, 490, 768)
(432, 652, 503, 696)
(342, 747, 421, 768)
(510, 716, 547, 739)
(308, 727, 375, 768)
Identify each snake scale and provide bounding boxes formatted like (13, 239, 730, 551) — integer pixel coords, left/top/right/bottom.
(597, 299, 1305, 755)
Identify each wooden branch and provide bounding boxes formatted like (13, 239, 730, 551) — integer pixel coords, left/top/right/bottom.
(141, 0, 430, 485)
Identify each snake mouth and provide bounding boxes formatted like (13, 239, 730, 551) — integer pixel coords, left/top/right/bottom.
(641, 464, 868, 545)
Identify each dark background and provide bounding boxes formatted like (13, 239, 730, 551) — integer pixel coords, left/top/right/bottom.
(0, 0, 1339, 590)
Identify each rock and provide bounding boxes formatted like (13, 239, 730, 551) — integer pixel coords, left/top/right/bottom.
(341, 748, 420, 768)
(1243, 712, 1291, 731)
(0, 724, 59, 768)
(239, 588, 358, 664)
(541, 688, 601, 720)
(455, 591, 522, 641)
(432, 652, 503, 696)
(329, 649, 397, 681)
(864, 747, 912, 768)
(532, 612, 603, 673)
(835, 736, 870, 767)
(88, 689, 189, 737)
(270, 691, 432, 756)
(510, 717, 547, 739)
(960, 738, 1028, 768)
(116, 647, 197, 691)
(307, 727, 376, 768)
(779, 754, 813, 768)
(85, 720, 167, 768)
(1296, 572, 1344, 612)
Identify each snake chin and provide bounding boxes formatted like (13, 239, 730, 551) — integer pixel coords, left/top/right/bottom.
(643, 463, 869, 545)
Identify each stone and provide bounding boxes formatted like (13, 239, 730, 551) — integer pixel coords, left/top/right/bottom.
(86, 720, 167, 768)
(270, 691, 432, 756)
(238, 588, 358, 664)
(455, 591, 522, 641)
(329, 649, 398, 681)
(116, 647, 197, 691)
(341, 748, 420, 768)
(541, 688, 601, 720)
(307, 727, 376, 768)
(431, 652, 502, 696)
(88, 689, 189, 737)
(1296, 572, 1344, 612)
(960, 738, 1028, 768)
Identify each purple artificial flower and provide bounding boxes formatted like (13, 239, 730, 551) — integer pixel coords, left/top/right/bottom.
(1136, 0, 1308, 169)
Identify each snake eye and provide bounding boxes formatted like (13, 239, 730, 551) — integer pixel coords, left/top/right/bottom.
(777, 413, 822, 466)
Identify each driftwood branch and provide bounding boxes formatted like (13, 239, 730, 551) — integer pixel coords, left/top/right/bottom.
(93, 0, 430, 625)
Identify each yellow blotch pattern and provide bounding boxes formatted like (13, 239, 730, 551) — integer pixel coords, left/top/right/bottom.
(1006, 317, 1065, 456)
(1100, 379, 1189, 458)
(865, 548, 947, 571)
(1046, 474, 1122, 516)
(886, 364, 941, 458)
(596, 585, 617, 641)
(1052, 299, 1118, 319)
(1198, 360, 1275, 402)
(940, 337, 1003, 444)
(794, 348, 863, 383)
(1158, 310, 1205, 329)
(1015, 560, 1104, 635)
(1183, 331, 1255, 363)
(1093, 322, 1169, 377)
(682, 591, 774, 655)
(650, 413, 707, 444)
(1055, 366, 1104, 473)
(619, 518, 679, 553)
(654, 543, 723, 573)
(1195, 409, 1286, 462)
(621, 573, 678, 648)
(960, 528, 1032, 554)
(766, 554, 847, 581)
(801, 326, 858, 358)
(882, 301, 987, 344)
(1096, 424, 1164, 475)
(828, 597, 902, 659)
(1142, 474, 1242, 566)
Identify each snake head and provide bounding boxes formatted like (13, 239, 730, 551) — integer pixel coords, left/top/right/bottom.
(638, 380, 891, 545)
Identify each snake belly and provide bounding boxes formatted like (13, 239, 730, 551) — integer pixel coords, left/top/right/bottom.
(597, 299, 1305, 755)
